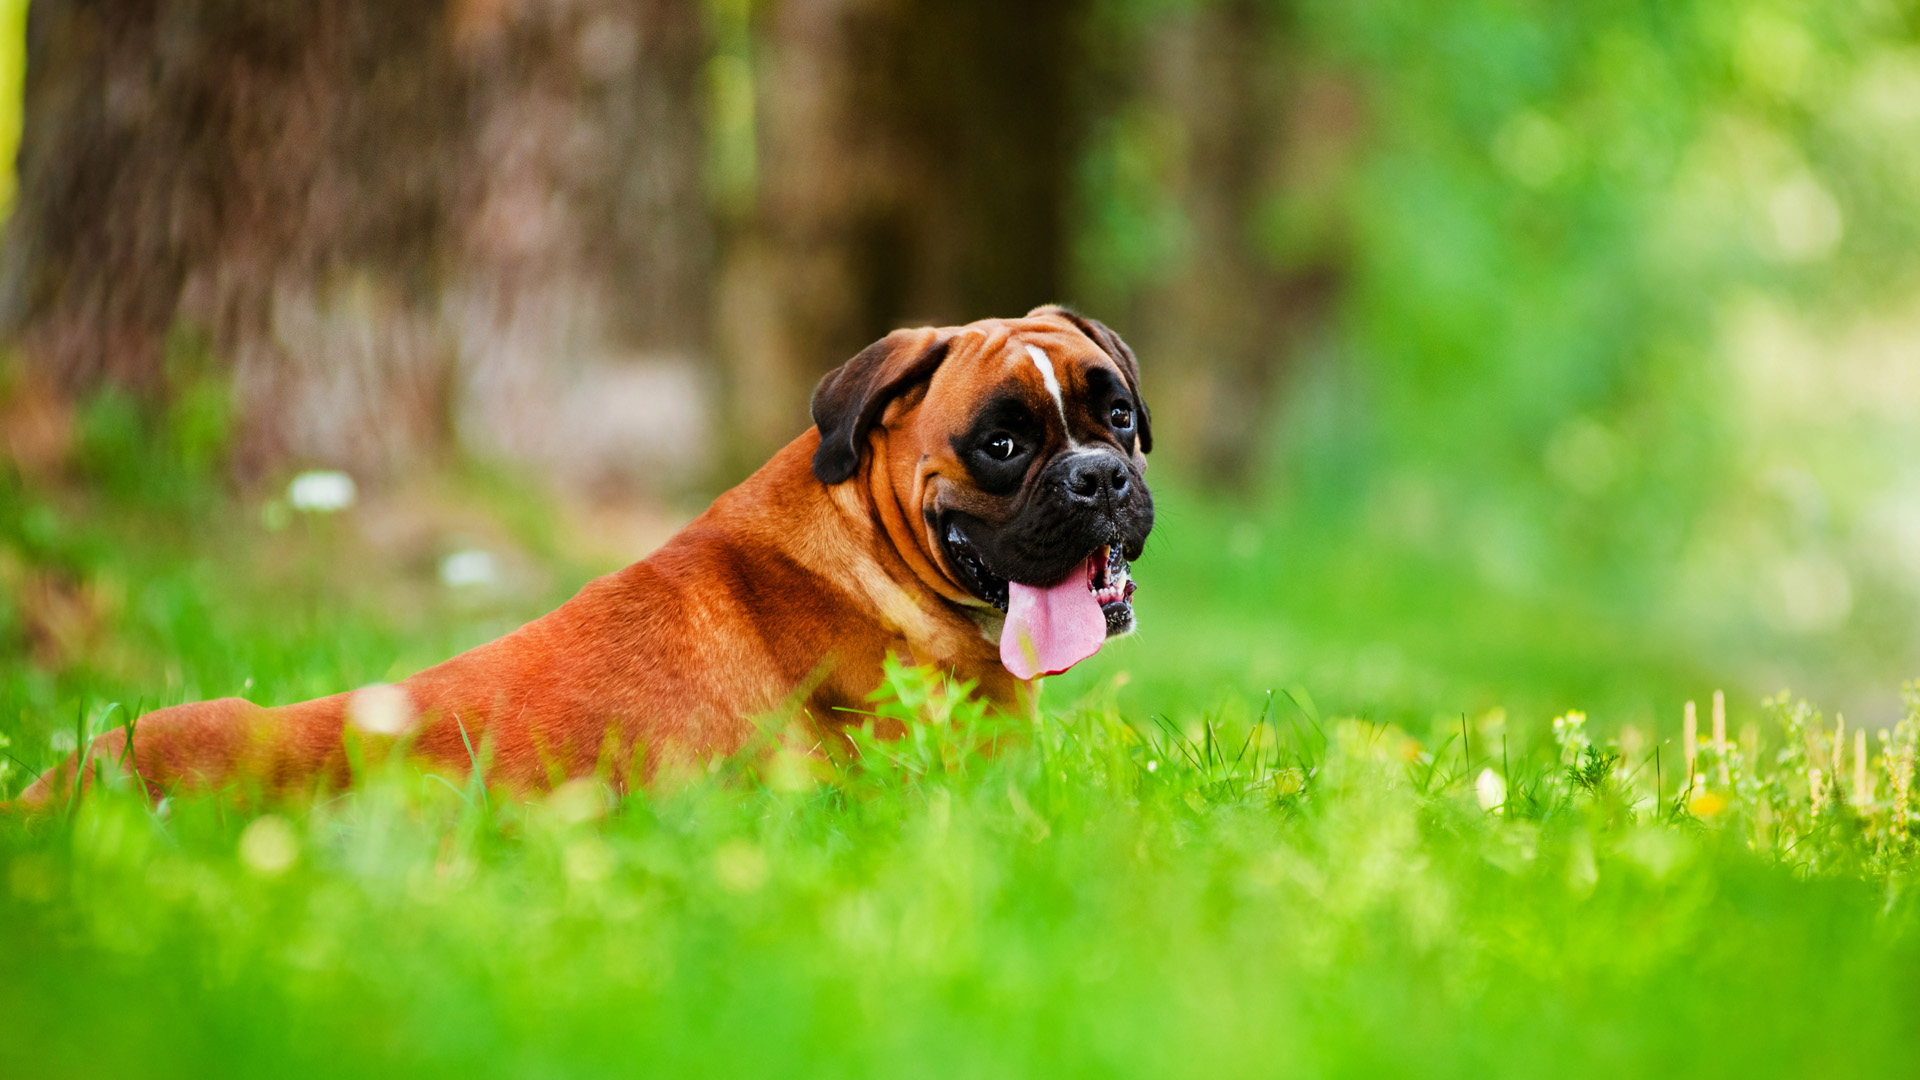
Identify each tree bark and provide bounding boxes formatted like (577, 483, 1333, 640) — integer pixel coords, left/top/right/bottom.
(1109, 0, 1348, 488)
(1, 0, 711, 491)
(448, 0, 712, 493)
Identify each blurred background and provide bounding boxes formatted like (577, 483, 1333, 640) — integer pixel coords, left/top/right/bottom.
(3, 0, 1920, 758)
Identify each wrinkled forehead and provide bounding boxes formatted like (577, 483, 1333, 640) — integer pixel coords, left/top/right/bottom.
(924, 319, 1117, 421)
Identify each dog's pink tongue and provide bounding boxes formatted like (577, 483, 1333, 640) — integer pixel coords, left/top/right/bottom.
(1001, 556, 1106, 680)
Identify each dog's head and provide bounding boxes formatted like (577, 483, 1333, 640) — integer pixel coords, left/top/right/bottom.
(811, 306, 1154, 679)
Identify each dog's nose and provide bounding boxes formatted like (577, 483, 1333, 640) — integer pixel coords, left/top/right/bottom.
(1065, 454, 1130, 504)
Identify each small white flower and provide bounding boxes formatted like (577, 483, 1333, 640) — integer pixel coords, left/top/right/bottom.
(346, 683, 416, 736)
(287, 470, 357, 513)
(1476, 768, 1508, 812)
(439, 549, 499, 588)
(238, 815, 299, 876)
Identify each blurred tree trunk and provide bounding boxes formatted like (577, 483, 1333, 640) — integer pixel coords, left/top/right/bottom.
(448, 0, 712, 493)
(713, 0, 1077, 473)
(0, 0, 710, 491)
(1123, 0, 1348, 488)
(0, 0, 464, 464)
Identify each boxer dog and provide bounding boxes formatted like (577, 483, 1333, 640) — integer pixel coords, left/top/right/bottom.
(18, 306, 1152, 806)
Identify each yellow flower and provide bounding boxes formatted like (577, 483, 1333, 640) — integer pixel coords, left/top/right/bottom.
(1689, 791, 1728, 818)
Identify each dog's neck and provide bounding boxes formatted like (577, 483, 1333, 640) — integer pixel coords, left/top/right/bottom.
(702, 431, 998, 664)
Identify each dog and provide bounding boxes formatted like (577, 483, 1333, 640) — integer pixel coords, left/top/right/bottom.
(18, 306, 1153, 806)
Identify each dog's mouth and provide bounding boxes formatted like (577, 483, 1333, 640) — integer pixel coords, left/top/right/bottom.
(944, 524, 1137, 648)
(1088, 542, 1138, 634)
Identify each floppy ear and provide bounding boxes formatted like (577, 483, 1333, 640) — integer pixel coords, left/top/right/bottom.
(810, 327, 954, 484)
(1028, 305, 1152, 454)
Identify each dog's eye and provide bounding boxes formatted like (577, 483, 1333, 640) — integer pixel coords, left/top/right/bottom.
(1109, 403, 1134, 430)
(983, 433, 1018, 461)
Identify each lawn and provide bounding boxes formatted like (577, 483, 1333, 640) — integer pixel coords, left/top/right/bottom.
(4, 456, 1920, 1078)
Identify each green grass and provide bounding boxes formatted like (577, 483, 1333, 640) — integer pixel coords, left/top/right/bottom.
(5, 449, 1920, 1077)
(5, 664, 1920, 1078)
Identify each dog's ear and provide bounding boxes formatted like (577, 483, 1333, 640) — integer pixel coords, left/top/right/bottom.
(1028, 305, 1152, 454)
(810, 327, 954, 484)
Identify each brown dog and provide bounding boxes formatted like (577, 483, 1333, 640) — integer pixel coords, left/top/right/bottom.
(19, 306, 1153, 806)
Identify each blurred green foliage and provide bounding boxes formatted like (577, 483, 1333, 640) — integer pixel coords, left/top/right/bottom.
(1075, 0, 1920, 721)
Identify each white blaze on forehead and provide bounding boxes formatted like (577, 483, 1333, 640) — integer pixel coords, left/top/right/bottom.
(1023, 344, 1065, 409)
(1023, 343, 1078, 444)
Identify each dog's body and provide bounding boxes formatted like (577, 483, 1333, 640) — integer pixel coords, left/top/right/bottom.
(20, 308, 1152, 805)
